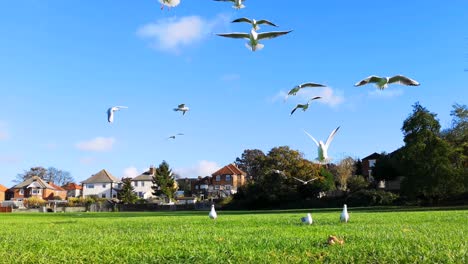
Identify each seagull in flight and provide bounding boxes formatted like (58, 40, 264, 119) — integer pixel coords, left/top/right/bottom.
(217, 29, 292, 52)
(285, 82, 326, 101)
(231, 18, 278, 31)
(168, 133, 184, 140)
(304, 126, 340, 163)
(292, 177, 317, 185)
(107, 106, 128, 123)
(290, 96, 322, 116)
(159, 0, 180, 10)
(173, 104, 189, 115)
(214, 0, 246, 9)
(354, 75, 420, 90)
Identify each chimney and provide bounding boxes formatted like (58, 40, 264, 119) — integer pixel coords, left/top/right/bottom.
(149, 165, 156, 175)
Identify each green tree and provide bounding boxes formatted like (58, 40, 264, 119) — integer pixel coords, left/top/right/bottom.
(15, 166, 74, 185)
(334, 157, 355, 191)
(400, 102, 465, 202)
(151, 161, 178, 203)
(372, 151, 401, 181)
(117, 178, 138, 204)
(347, 175, 369, 193)
(235, 149, 266, 182)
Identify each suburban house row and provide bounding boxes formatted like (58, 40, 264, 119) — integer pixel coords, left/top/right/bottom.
(0, 163, 248, 202)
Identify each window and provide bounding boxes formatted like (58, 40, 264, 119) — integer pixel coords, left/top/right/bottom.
(135, 181, 138, 187)
(369, 159, 376, 167)
(141, 181, 144, 187)
(138, 192, 144, 198)
(215, 185, 220, 190)
(101, 194, 106, 198)
(32, 189, 42, 195)
(216, 175, 220, 181)
(195, 185, 199, 190)
(225, 185, 232, 190)
(19, 189, 24, 195)
(226, 175, 231, 181)
(102, 184, 106, 188)
(88, 184, 94, 189)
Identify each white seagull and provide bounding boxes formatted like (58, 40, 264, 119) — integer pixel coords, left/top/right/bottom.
(290, 96, 322, 116)
(209, 204, 217, 219)
(158, 0, 180, 10)
(292, 177, 317, 185)
(107, 106, 128, 123)
(173, 104, 189, 115)
(301, 213, 313, 225)
(304, 126, 340, 163)
(231, 18, 278, 31)
(354, 75, 420, 90)
(217, 28, 293, 52)
(340, 204, 349, 223)
(285, 82, 326, 101)
(214, 0, 246, 9)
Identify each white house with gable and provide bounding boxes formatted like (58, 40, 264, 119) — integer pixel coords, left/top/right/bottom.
(131, 167, 156, 199)
(82, 169, 121, 199)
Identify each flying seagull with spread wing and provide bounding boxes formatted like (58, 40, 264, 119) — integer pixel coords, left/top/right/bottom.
(214, 0, 245, 9)
(285, 82, 326, 101)
(173, 104, 189, 115)
(292, 177, 317, 185)
(159, 0, 180, 10)
(231, 18, 277, 31)
(290, 96, 322, 116)
(107, 106, 128, 123)
(168, 133, 184, 140)
(354, 75, 420, 90)
(217, 29, 292, 52)
(304, 126, 340, 163)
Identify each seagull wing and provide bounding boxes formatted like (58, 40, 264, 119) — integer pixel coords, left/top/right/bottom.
(299, 82, 326, 88)
(107, 108, 113, 123)
(305, 178, 317, 184)
(325, 126, 340, 148)
(304, 130, 320, 147)
(354, 76, 382, 86)
(290, 105, 300, 116)
(292, 177, 306, 184)
(231, 17, 252, 24)
(216, 32, 250, 39)
(114, 106, 128, 110)
(256, 19, 278, 27)
(388, 75, 420, 86)
(257, 30, 292, 40)
(178, 104, 185, 108)
(308, 96, 322, 103)
(177, 133, 184, 135)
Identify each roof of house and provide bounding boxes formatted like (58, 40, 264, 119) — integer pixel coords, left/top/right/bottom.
(81, 169, 120, 184)
(0, 184, 7, 192)
(194, 176, 212, 185)
(362, 152, 382, 160)
(132, 171, 154, 181)
(11, 176, 57, 190)
(62, 183, 83, 191)
(48, 182, 66, 191)
(212, 163, 246, 176)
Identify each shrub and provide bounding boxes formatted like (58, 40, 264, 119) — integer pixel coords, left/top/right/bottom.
(347, 175, 369, 193)
(346, 190, 399, 206)
(24, 197, 46, 208)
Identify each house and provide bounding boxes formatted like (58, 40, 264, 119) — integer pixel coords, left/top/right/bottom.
(362, 152, 381, 181)
(46, 182, 67, 200)
(0, 184, 7, 202)
(211, 163, 247, 195)
(62, 183, 83, 198)
(81, 169, 121, 199)
(131, 167, 156, 199)
(9, 176, 65, 201)
(192, 176, 212, 199)
(176, 178, 198, 196)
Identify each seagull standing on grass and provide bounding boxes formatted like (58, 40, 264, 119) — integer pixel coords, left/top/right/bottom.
(217, 29, 293, 52)
(209, 204, 217, 219)
(290, 96, 322, 116)
(304, 126, 340, 163)
(292, 177, 317, 185)
(107, 106, 128, 123)
(301, 213, 313, 225)
(285, 82, 326, 101)
(231, 18, 278, 31)
(354, 75, 420, 90)
(214, 0, 246, 9)
(340, 204, 349, 223)
(159, 0, 180, 10)
(173, 104, 189, 115)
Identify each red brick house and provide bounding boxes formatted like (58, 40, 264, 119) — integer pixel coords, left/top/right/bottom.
(0, 184, 7, 202)
(211, 163, 247, 194)
(10, 176, 66, 200)
(362, 152, 381, 180)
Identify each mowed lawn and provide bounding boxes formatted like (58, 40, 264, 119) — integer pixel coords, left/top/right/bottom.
(0, 208, 467, 263)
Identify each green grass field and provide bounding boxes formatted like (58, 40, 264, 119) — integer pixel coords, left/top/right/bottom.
(0, 208, 467, 263)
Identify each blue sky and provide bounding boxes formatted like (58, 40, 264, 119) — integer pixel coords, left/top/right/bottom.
(0, 0, 467, 186)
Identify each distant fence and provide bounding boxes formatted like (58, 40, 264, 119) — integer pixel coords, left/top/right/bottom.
(0, 207, 12, 213)
(118, 202, 211, 212)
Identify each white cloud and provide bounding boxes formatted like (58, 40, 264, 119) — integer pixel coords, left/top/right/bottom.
(174, 160, 220, 178)
(137, 14, 230, 53)
(123, 167, 139, 178)
(368, 88, 404, 98)
(274, 87, 345, 107)
(75, 137, 115, 152)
